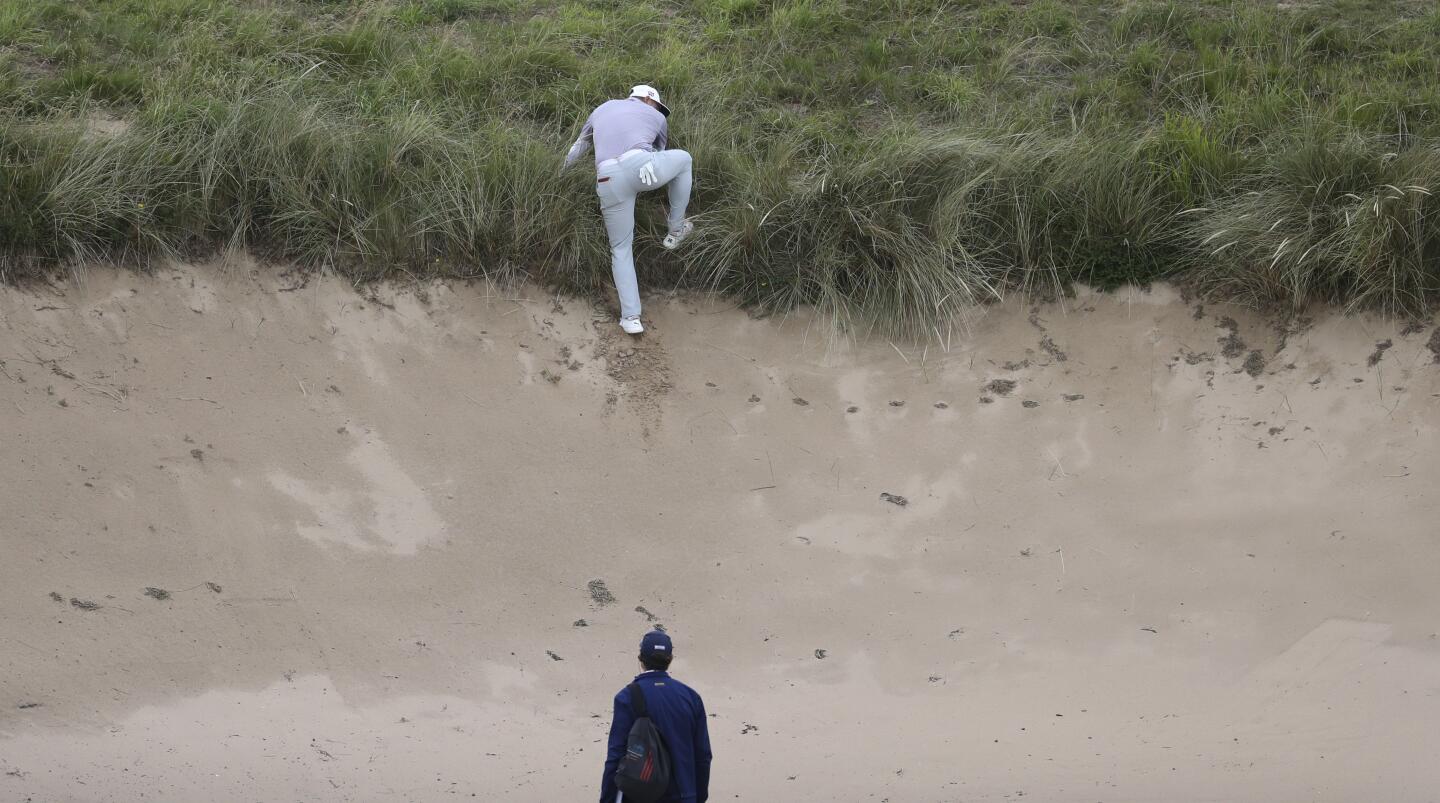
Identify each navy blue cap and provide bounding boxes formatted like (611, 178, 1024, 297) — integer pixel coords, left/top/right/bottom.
(640, 629, 673, 659)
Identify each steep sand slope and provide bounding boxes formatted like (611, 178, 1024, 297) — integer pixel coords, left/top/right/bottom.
(2, 263, 1438, 802)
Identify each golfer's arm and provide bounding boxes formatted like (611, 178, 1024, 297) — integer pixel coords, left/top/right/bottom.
(564, 121, 594, 168)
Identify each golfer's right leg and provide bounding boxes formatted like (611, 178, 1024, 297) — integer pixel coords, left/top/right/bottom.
(598, 182, 641, 322)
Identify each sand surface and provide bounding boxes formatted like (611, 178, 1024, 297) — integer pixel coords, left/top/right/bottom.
(2, 263, 1438, 802)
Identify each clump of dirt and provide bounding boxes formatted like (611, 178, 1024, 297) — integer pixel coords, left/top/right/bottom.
(70, 598, 101, 611)
(1180, 349, 1212, 365)
(846, 406, 859, 413)
(1217, 317, 1247, 359)
(546, 650, 564, 662)
(889, 400, 905, 407)
(984, 379, 1017, 397)
(1192, 304, 1205, 320)
(587, 579, 616, 607)
(144, 587, 170, 601)
(880, 492, 908, 507)
(814, 649, 828, 660)
(1022, 400, 1040, 408)
(1002, 359, 1031, 371)
(748, 395, 761, 403)
(1063, 394, 1085, 402)
(792, 397, 809, 406)
(1243, 350, 1267, 378)
(573, 619, 589, 627)
(596, 321, 672, 429)
(635, 605, 658, 622)
(978, 396, 994, 404)
(1400, 320, 1427, 336)
(190, 449, 204, 461)
(1367, 339, 1393, 367)
(205, 582, 222, 593)
(1039, 335, 1068, 362)
(48, 591, 63, 603)
(933, 402, 948, 409)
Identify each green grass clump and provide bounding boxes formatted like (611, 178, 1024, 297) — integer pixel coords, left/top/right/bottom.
(2, 0, 1440, 333)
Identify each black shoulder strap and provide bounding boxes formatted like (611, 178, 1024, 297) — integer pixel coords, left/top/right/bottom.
(626, 682, 649, 718)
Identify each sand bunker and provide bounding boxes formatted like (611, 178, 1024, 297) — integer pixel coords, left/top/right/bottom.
(2, 262, 1438, 801)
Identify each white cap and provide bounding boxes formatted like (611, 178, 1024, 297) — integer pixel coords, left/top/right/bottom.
(629, 84, 671, 117)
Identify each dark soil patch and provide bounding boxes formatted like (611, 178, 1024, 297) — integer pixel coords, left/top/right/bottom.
(1427, 328, 1440, 363)
(792, 397, 809, 406)
(635, 605, 658, 622)
(984, 379, 1017, 396)
(879, 492, 908, 507)
(17, 702, 41, 709)
(749, 395, 761, 403)
(1028, 308, 1046, 331)
(1002, 359, 1031, 371)
(1217, 317, 1247, 359)
(1181, 349, 1212, 365)
(1063, 394, 1085, 402)
(1400, 320, 1427, 336)
(1242, 350, 1266, 377)
(1192, 304, 1205, 320)
(846, 405, 859, 413)
(1367, 339, 1393, 367)
(573, 619, 588, 627)
(978, 396, 994, 404)
(1039, 335, 1068, 362)
(70, 597, 100, 611)
(48, 591, 63, 602)
(933, 402, 948, 409)
(546, 650, 564, 661)
(1022, 400, 1040, 408)
(205, 581, 222, 593)
(587, 579, 616, 607)
(143, 587, 170, 601)
(888, 400, 905, 407)
(190, 448, 203, 461)
(814, 649, 828, 659)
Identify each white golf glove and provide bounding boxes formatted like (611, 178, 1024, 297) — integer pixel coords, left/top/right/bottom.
(637, 160, 659, 187)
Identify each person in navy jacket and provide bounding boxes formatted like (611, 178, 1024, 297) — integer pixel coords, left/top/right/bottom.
(600, 630, 712, 803)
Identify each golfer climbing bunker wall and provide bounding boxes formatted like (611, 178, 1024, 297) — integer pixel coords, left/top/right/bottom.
(2, 263, 1439, 802)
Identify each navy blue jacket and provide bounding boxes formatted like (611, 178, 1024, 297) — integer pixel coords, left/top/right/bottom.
(600, 670, 711, 803)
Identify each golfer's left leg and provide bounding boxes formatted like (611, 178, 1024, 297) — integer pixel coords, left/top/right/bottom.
(646, 149, 693, 232)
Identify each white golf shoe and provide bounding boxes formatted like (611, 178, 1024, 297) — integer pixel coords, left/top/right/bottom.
(619, 316, 645, 335)
(662, 220, 694, 250)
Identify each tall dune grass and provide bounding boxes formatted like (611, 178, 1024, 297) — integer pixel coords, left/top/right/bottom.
(2, 0, 1439, 333)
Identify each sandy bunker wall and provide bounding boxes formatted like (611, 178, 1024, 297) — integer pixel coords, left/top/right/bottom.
(2, 263, 1439, 801)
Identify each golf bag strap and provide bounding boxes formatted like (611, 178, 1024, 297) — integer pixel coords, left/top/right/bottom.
(627, 683, 649, 718)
